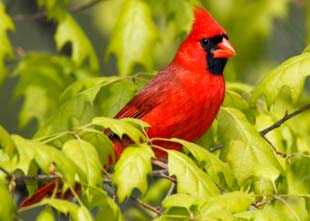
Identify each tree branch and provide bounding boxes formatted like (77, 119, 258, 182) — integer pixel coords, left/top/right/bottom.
(15, 174, 60, 183)
(69, 0, 104, 13)
(130, 195, 162, 216)
(261, 136, 287, 158)
(1, 166, 61, 185)
(0, 166, 11, 178)
(153, 171, 177, 183)
(152, 159, 168, 169)
(12, 0, 106, 21)
(209, 144, 224, 152)
(164, 183, 176, 199)
(260, 104, 310, 136)
(258, 104, 310, 158)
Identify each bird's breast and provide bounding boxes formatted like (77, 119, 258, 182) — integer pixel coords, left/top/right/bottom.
(144, 72, 225, 142)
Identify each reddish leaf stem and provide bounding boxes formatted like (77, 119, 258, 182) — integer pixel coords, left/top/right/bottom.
(152, 159, 168, 169)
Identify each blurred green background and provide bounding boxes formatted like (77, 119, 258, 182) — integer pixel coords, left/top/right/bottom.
(1, 0, 309, 137)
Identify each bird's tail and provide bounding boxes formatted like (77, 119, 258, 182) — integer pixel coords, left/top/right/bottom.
(19, 181, 81, 208)
(19, 136, 130, 208)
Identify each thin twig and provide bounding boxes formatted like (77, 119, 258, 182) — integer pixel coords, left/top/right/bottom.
(259, 104, 310, 158)
(209, 144, 224, 152)
(68, 185, 84, 206)
(287, 153, 310, 159)
(153, 172, 177, 183)
(130, 196, 162, 216)
(152, 168, 168, 175)
(103, 178, 112, 184)
(0, 166, 61, 183)
(12, 0, 105, 21)
(164, 183, 176, 199)
(152, 159, 168, 169)
(14, 174, 60, 182)
(261, 136, 287, 158)
(102, 167, 112, 179)
(0, 166, 11, 178)
(260, 104, 310, 136)
(12, 11, 45, 21)
(153, 167, 177, 182)
(69, 0, 104, 13)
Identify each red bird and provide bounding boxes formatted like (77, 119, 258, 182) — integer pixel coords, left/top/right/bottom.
(20, 7, 236, 208)
(111, 7, 236, 159)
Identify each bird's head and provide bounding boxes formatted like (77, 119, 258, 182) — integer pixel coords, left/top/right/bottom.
(174, 7, 236, 75)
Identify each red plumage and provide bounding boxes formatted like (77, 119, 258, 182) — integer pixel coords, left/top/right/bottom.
(20, 7, 236, 208)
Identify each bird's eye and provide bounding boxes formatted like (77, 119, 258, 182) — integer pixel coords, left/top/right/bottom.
(200, 38, 210, 48)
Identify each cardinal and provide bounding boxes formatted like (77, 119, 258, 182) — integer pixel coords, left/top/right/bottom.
(20, 7, 236, 208)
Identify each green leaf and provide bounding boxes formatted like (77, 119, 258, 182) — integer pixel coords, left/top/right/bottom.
(40, 198, 94, 221)
(168, 150, 220, 198)
(13, 53, 77, 128)
(92, 117, 149, 143)
(251, 50, 310, 107)
(55, 13, 99, 70)
(60, 76, 140, 118)
(23, 161, 39, 196)
(62, 139, 102, 187)
(0, 182, 16, 221)
(255, 112, 286, 169)
(162, 193, 204, 211)
(19, 85, 51, 128)
(200, 191, 254, 215)
(112, 144, 154, 202)
(11, 135, 85, 186)
(151, 0, 194, 34)
(35, 95, 94, 137)
(0, 151, 12, 181)
(287, 157, 310, 195)
(86, 187, 123, 221)
(162, 192, 254, 220)
(37, 206, 55, 221)
(37, 0, 98, 70)
(107, 0, 158, 76)
(218, 107, 282, 186)
(235, 207, 293, 221)
(80, 130, 114, 167)
(170, 138, 235, 189)
(60, 76, 122, 104)
(37, 0, 70, 19)
(143, 179, 172, 205)
(95, 79, 139, 117)
(0, 126, 18, 158)
(0, 2, 14, 85)
(273, 196, 308, 221)
(226, 82, 253, 95)
(195, 119, 219, 149)
(223, 89, 255, 124)
(148, 0, 196, 70)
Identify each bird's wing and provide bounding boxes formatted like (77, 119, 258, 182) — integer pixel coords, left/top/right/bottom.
(114, 68, 176, 119)
(114, 84, 163, 119)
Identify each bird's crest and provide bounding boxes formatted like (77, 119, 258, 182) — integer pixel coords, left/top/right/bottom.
(190, 7, 226, 39)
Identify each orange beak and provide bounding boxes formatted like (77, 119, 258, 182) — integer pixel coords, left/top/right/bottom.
(212, 38, 236, 59)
